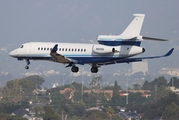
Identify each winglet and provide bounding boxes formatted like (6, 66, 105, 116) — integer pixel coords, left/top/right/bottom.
(164, 48, 174, 57)
(51, 44, 58, 53)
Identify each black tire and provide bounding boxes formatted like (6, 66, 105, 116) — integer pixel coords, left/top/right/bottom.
(91, 67, 98, 73)
(25, 66, 29, 69)
(71, 66, 79, 72)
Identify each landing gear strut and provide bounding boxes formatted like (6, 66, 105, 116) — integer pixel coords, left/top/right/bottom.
(71, 66, 79, 73)
(25, 59, 30, 70)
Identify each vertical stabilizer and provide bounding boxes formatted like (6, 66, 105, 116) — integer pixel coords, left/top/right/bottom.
(120, 14, 145, 38)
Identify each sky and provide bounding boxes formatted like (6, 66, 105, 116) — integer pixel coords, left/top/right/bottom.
(0, 0, 178, 80)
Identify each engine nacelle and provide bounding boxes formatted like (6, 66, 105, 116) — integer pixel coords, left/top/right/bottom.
(92, 45, 116, 54)
(120, 45, 145, 56)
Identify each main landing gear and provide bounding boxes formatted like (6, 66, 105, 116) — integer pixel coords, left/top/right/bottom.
(71, 66, 79, 72)
(91, 66, 98, 73)
(25, 59, 30, 70)
(70, 65, 98, 73)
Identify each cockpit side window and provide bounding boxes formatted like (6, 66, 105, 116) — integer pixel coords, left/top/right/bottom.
(20, 45, 24, 48)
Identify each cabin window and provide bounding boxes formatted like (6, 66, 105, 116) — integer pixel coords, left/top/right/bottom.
(62, 48, 64, 51)
(84, 49, 86, 52)
(20, 45, 24, 48)
(78, 49, 80, 52)
(127, 48, 129, 50)
(81, 49, 83, 52)
(44, 48, 46, 50)
(50, 48, 52, 50)
(65, 48, 67, 51)
(41, 48, 43, 50)
(38, 48, 40, 50)
(69, 48, 70, 51)
(47, 48, 49, 51)
(75, 49, 77, 52)
(59, 48, 61, 51)
(72, 49, 73, 51)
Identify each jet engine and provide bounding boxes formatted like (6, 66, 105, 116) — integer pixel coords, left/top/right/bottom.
(92, 45, 116, 54)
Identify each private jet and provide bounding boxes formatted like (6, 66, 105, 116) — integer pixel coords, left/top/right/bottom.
(9, 14, 174, 73)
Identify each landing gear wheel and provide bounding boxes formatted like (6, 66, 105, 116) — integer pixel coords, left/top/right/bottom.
(91, 67, 98, 73)
(71, 66, 79, 73)
(25, 66, 29, 69)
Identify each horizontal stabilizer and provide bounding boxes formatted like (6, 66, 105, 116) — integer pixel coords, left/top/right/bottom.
(142, 36, 168, 41)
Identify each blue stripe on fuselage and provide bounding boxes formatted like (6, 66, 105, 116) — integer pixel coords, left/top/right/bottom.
(17, 55, 122, 64)
(98, 41, 141, 46)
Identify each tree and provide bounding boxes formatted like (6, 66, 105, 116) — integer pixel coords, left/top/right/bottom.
(5, 115, 28, 120)
(126, 92, 146, 112)
(112, 81, 119, 98)
(1, 76, 45, 104)
(133, 83, 141, 90)
(142, 93, 179, 119)
(111, 81, 121, 107)
(19, 78, 36, 96)
(153, 76, 167, 88)
(89, 75, 105, 107)
(2, 79, 20, 103)
(89, 75, 102, 90)
(106, 106, 114, 120)
(43, 106, 60, 120)
(162, 102, 179, 120)
(0, 113, 8, 120)
(71, 82, 83, 101)
(22, 75, 45, 87)
(141, 76, 168, 91)
(69, 115, 80, 120)
(51, 92, 67, 110)
(83, 92, 98, 108)
(142, 80, 150, 90)
(103, 85, 114, 90)
(85, 111, 108, 120)
(72, 102, 86, 117)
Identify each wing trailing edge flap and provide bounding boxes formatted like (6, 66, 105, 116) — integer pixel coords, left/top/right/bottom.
(50, 44, 70, 63)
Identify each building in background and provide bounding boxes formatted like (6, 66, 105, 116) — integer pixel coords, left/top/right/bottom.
(132, 61, 148, 75)
(159, 68, 179, 76)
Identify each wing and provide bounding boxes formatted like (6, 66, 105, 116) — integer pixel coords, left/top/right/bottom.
(97, 48, 174, 66)
(50, 44, 70, 63)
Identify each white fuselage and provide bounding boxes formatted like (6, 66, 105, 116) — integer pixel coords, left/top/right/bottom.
(9, 42, 144, 64)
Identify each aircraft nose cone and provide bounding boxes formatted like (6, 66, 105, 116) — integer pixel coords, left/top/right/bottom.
(9, 50, 17, 57)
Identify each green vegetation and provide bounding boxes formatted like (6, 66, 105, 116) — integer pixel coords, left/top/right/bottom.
(162, 102, 179, 120)
(0, 75, 179, 119)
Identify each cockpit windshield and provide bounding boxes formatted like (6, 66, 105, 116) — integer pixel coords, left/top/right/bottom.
(20, 45, 24, 48)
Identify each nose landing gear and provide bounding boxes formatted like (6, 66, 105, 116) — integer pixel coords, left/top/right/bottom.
(25, 59, 30, 70)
